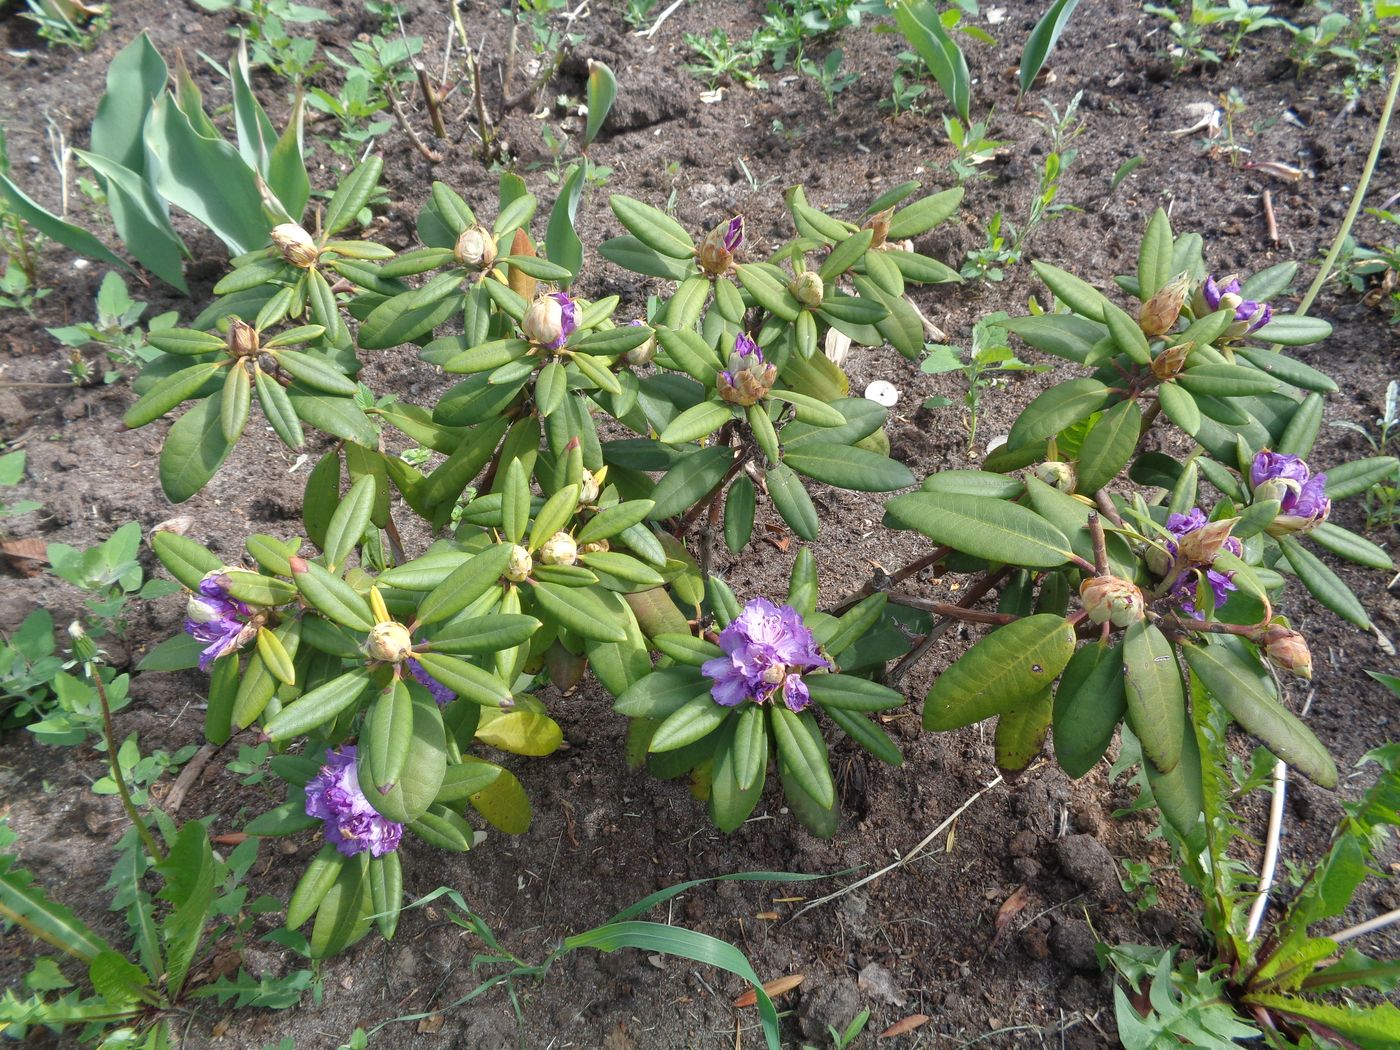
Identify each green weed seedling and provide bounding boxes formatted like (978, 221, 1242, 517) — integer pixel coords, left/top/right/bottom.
(1329, 378, 1400, 528)
(921, 313, 1050, 451)
(19, 0, 111, 51)
(45, 272, 177, 384)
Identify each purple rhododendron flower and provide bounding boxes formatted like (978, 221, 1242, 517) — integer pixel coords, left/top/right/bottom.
(719, 333, 763, 389)
(183, 576, 251, 672)
(304, 746, 404, 857)
(1202, 275, 1272, 333)
(407, 657, 456, 706)
(701, 597, 830, 711)
(1250, 451, 1330, 534)
(723, 215, 744, 253)
(1163, 509, 1240, 619)
(549, 292, 578, 350)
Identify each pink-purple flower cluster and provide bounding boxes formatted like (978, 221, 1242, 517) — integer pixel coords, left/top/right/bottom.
(1201, 275, 1272, 334)
(1163, 509, 1241, 618)
(304, 746, 404, 857)
(1250, 450, 1330, 534)
(701, 597, 830, 711)
(183, 576, 252, 672)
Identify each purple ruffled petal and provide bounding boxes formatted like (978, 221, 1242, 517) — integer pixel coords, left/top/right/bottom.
(304, 746, 404, 857)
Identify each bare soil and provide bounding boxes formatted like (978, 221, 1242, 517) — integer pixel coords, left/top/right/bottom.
(1, 1, 1399, 1048)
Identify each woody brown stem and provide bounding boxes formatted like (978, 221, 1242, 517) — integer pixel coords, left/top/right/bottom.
(415, 63, 447, 139)
(1088, 512, 1109, 575)
(886, 566, 1013, 686)
(883, 592, 1021, 626)
(828, 545, 954, 615)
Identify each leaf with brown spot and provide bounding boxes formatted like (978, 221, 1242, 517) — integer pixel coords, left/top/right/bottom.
(732, 973, 804, 1007)
(879, 1014, 930, 1039)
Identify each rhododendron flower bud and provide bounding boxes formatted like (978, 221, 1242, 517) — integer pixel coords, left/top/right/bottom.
(505, 544, 533, 582)
(227, 319, 260, 357)
(1151, 340, 1191, 382)
(1034, 460, 1076, 493)
(1138, 272, 1191, 337)
(522, 292, 577, 350)
(183, 569, 256, 672)
(454, 225, 497, 270)
(1176, 517, 1239, 566)
(1079, 575, 1145, 627)
(539, 531, 578, 566)
(625, 320, 656, 366)
(1159, 509, 1240, 618)
(1259, 624, 1313, 680)
(1250, 451, 1330, 536)
(701, 597, 831, 710)
(578, 468, 601, 506)
(364, 621, 414, 663)
(580, 539, 610, 554)
(716, 333, 776, 407)
(864, 206, 895, 249)
(698, 216, 743, 276)
(271, 223, 319, 269)
(789, 270, 824, 308)
(305, 747, 403, 856)
(1195, 274, 1273, 339)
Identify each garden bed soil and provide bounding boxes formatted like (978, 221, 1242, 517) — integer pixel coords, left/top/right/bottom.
(1, 1, 1399, 1047)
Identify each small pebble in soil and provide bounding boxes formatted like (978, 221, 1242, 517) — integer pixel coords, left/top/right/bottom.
(798, 978, 864, 1043)
(1020, 926, 1051, 961)
(1049, 919, 1100, 973)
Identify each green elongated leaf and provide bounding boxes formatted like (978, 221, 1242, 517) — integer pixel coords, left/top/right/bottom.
(0, 862, 114, 964)
(1020, 0, 1084, 94)
(1031, 260, 1108, 320)
(666, 272, 711, 330)
(1277, 391, 1325, 457)
(429, 613, 539, 655)
(1248, 993, 1400, 1047)
(274, 348, 358, 397)
(818, 228, 874, 282)
(358, 273, 464, 350)
(598, 235, 694, 280)
(302, 449, 339, 552)
(656, 328, 721, 384)
(465, 762, 532, 834)
(583, 60, 617, 147)
(649, 691, 730, 752)
(770, 706, 834, 810)
(994, 689, 1053, 774)
(255, 625, 295, 685)
(412, 652, 513, 707)
(581, 550, 666, 587)
(1075, 397, 1141, 493)
(536, 361, 568, 418)
(145, 94, 268, 255)
(435, 757, 504, 803)
(650, 634, 722, 667)
(769, 388, 847, 427)
(748, 402, 780, 463)
(1052, 642, 1127, 779)
(1142, 709, 1203, 842)
(124, 362, 225, 429)
(1002, 314, 1104, 363)
(1136, 207, 1172, 298)
(293, 561, 374, 631)
(578, 500, 656, 544)
(1103, 300, 1152, 365)
(1157, 381, 1201, 436)
(733, 704, 768, 791)
(230, 649, 277, 730)
(368, 851, 403, 939)
(360, 691, 448, 824)
(545, 162, 585, 285)
(407, 805, 476, 851)
(1122, 621, 1184, 774)
(886, 187, 964, 239)
(287, 845, 344, 929)
(525, 580, 625, 642)
(364, 680, 413, 793)
(152, 530, 222, 589)
(287, 390, 377, 446)
(736, 263, 801, 322)
(1252, 314, 1333, 345)
(788, 547, 818, 617)
(724, 473, 756, 553)
(615, 666, 711, 719)
(885, 490, 1071, 568)
(648, 446, 733, 520)
(0, 171, 130, 273)
(565, 921, 781, 1050)
(493, 192, 539, 243)
(1325, 456, 1399, 500)
(767, 462, 819, 540)
(528, 484, 581, 554)
(156, 821, 216, 998)
(159, 394, 234, 503)
(91, 32, 166, 174)
(883, 248, 960, 284)
(147, 328, 226, 356)
(925, 614, 1076, 730)
(1279, 534, 1372, 629)
(806, 673, 904, 712)
(476, 708, 564, 756)
(309, 852, 371, 959)
(1178, 362, 1279, 397)
(658, 400, 732, 445)
(782, 443, 913, 492)
(1309, 522, 1394, 570)
(322, 473, 375, 570)
(264, 669, 373, 740)
(73, 150, 189, 292)
(254, 366, 304, 449)
(1231, 344, 1338, 393)
(921, 469, 1024, 499)
(609, 194, 696, 259)
(1007, 378, 1110, 448)
(571, 352, 622, 395)
(893, 0, 971, 121)
(852, 274, 924, 357)
(1183, 637, 1337, 788)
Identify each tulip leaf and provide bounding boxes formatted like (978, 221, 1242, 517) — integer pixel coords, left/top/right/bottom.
(544, 162, 584, 285)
